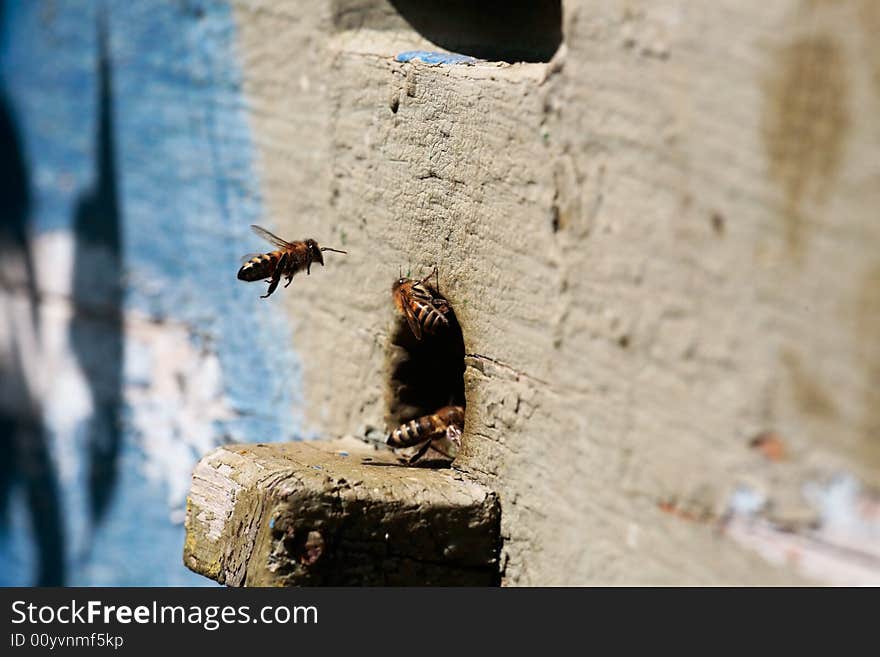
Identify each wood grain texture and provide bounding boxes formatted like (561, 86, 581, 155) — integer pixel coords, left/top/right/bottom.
(231, 0, 880, 584)
(184, 438, 500, 585)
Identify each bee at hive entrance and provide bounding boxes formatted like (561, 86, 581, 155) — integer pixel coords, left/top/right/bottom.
(386, 268, 466, 466)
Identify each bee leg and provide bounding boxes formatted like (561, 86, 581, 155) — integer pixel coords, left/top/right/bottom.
(407, 440, 433, 465)
(283, 253, 295, 287)
(262, 277, 280, 298)
(418, 267, 437, 287)
(261, 254, 286, 298)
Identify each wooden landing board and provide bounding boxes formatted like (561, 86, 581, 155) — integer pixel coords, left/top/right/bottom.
(184, 437, 501, 586)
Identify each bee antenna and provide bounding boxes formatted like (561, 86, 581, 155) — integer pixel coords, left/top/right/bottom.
(320, 247, 347, 254)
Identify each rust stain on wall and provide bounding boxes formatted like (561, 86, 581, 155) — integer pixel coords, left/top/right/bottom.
(780, 349, 837, 419)
(761, 34, 849, 258)
(857, 0, 880, 94)
(750, 431, 788, 462)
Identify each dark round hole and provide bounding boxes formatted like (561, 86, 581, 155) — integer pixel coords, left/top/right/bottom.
(389, 0, 563, 64)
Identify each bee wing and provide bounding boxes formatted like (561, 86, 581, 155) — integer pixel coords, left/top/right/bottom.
(402, 300, 423, 340)
(429, 424, 462, 460)
(239, 252, 263, 264)
(250, 225, 293, 249)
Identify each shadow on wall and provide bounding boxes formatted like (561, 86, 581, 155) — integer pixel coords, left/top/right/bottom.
(0, 5, 123, 585)
(0, 0, 65, 586)
(70, 13, 124, 529)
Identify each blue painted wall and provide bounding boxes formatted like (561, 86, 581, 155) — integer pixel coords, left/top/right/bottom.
(0, 0, 300, 586)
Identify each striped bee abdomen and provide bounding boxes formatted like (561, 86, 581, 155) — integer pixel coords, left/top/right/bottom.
(386, 405, 464, 448)
(387, 414, 439, 448)
(237, 251, 280, 282)
(413, 297, 449, 335)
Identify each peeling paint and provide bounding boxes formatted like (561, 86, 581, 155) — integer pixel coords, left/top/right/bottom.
(124, 312, 236, 519)
(803, 475, 880, 547)
(395, 50, 481, 65)
(728, 486, 768, 517)
(724, 476, 880, 585)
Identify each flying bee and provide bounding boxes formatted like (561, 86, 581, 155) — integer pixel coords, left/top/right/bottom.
(387, 405, 464, 464)
(392, 267, 451, 340)
(237, 225, 346, 298)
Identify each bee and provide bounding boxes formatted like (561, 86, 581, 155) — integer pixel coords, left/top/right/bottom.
(392, 268, 451, 340)
(387, 405, 464, 464)
(237, 225, 346, 298)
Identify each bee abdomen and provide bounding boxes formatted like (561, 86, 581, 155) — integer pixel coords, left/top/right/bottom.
(386, 406, 464, 448)
(237, 252, 279, 282)
(413, 300, 449, 335)
(387, 414, 441, 448)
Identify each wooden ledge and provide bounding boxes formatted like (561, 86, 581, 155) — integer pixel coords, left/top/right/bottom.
(183, 437, 501, 586)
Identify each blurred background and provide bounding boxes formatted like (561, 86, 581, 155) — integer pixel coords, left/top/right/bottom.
(0, 0, 301, 585)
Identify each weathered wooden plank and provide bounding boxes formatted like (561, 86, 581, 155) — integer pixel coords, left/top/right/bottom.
(184, 437, 501, 586)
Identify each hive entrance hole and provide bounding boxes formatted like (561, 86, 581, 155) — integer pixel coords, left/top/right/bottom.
(386, 283, 465, 464)
(389, 0, 563, 64)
